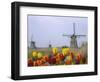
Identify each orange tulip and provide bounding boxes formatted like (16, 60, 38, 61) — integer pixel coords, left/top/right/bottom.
(55, 54, 61, 64)
(41, 58, 46, 63)
(65, 56, 72, 65)
(33, 61, 38, 66)
(36, 60, 42, 66)
(43, 55, 49, 62)
(65, 60, 72, 65)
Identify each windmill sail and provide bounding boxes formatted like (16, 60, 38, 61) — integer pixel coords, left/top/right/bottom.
(73, 23, 75, 35)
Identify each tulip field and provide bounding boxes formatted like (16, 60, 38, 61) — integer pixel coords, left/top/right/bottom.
(28, 46, 87, 67)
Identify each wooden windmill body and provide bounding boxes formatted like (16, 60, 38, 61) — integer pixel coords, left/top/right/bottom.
(63, 23, 86, 49)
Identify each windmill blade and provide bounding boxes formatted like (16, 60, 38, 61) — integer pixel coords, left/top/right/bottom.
(76, 35, 87, 37)
(62, 34, 72, 37)
(73, 23, 75, 35)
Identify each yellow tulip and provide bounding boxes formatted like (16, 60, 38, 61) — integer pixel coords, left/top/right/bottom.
(62, 48, 70, 56)
(32, 51, 37, 58)
(37, 52, 43, 59)
(52, 48, 58, 55)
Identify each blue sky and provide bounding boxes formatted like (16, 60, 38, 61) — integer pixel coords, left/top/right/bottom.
(28, 15, 88, 48)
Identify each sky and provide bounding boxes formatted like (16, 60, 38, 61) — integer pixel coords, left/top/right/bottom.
(27, 15, 88, 48)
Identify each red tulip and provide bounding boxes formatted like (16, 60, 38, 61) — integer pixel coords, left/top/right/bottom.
(70, 52, 74, 59)
(75, 53, 82, 64)
(77, 53, 82, 62)
(28, 58, 33, 66)
(48, 57, 56, 64)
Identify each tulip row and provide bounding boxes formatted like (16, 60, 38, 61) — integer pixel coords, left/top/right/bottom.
(28, 48, 87, 66)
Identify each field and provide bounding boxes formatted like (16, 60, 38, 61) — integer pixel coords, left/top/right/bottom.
(28, 44, 88, 67)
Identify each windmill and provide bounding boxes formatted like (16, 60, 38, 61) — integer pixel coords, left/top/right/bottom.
(30, 35, 36, 49)
(63, 23, 86, 49)
(49, 41, 52, 48)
